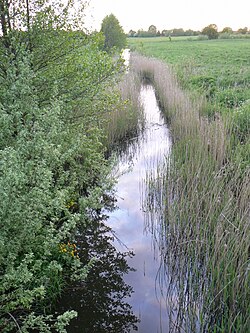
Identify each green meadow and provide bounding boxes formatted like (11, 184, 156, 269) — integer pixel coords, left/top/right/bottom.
(128, 37, 250, 112)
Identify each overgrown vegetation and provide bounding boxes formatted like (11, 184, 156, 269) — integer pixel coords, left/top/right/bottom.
(129, 45, 249, 332)
(0, 1, 142, 332)
(129, 37, 250, 139)
(101, 13, 127, 52)
(104, 69, 144, 151)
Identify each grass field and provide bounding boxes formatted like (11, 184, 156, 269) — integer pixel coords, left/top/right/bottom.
(128, 37, 250, 72)
(128, 37, 250, 112)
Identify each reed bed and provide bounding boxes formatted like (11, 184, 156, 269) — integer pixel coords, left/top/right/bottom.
(131, 53, 250, 332)
(103, 67, 144, 151)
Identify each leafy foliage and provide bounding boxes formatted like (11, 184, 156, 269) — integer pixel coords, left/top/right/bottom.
(0, 41, 114, 332)
(0, 1, 137, 332)
(221, 27, 233, 34)
(101, 14, 127, 52)
(201, 24, 219, 39)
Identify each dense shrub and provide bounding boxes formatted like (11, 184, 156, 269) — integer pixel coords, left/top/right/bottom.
(0, 42, 116, 331)
(0, 1, 136, 329)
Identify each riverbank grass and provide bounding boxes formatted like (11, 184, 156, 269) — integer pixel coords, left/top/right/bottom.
(130, 53, 249, 332)
(103, 68, 144, 151)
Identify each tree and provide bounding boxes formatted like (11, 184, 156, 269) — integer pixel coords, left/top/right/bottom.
(201, 24, 219, 39)
(185, 29, 195, 36)
(128, 29, 136, 37)
(101, 14, 126, 51)
(162, 29, 172, 37)
(237, 27, 248, 34)
(172, 28, 185, 36)
(148, 24, 157, 36)
(0, 1, 131, 332)
(221, 26, 233, 34)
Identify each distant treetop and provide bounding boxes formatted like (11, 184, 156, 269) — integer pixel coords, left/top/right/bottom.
(201, 24, 219, 39)
(101, 14, 126, 52)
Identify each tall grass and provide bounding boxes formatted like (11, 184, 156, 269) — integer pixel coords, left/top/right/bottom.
(131, 53, 250, 332)
(103, 65, 144, 152)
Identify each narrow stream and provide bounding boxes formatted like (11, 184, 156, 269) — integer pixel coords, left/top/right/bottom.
(55, 53, 174, 332)
(107, 82, 172, 332)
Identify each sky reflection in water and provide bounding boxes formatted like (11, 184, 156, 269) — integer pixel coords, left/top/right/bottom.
(108, 84, 172, 332)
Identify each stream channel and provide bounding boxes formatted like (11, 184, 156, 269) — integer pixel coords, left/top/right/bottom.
(56, 52, 173, 332)
(107, 80, 172, 332)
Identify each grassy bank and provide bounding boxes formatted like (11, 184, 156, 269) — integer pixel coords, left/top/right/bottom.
(103, 66, 144, 151)
(129, 37, 250, 120)
(130, 50, 249, 332)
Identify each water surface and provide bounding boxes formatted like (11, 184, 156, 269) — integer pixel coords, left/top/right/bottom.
(108, 83, 172, 332)
(55, 78, 173, 333)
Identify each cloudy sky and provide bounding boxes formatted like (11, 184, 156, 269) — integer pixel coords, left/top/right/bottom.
(85, 0, 249, 33)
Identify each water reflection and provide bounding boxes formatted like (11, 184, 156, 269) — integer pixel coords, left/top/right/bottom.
(55, 219, 138, 332)
(108, 83, 172, 332)
(56, 83, 172, 333)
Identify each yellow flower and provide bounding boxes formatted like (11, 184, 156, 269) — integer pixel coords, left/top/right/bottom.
(59, 241, 78, 258)
(66, 200, 76, 209)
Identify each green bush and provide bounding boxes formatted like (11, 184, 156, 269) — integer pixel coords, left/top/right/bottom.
(219, 32, 233, 39)
(0, 29, 121, 333)
(197, 34, 209, 40)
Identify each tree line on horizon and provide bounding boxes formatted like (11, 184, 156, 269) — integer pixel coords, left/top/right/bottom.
(99, 14, 249, 50)
(101, 14, 250, 43)
(128, 24, 249, 39)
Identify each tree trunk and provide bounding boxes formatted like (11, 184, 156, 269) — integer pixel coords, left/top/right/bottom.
(0, 0, 12, 48)
(26, 0, 32, 51)
(0, 0, 8, 37)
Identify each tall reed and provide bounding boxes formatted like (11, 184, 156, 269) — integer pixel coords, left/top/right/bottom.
(131, 53, 250, 332)
(103, 65, 144, 152)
